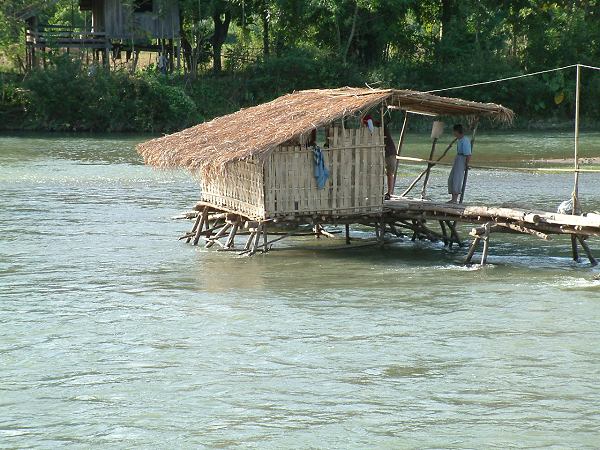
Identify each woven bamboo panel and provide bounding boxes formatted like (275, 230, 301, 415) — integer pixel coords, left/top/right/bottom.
(201, 158, 265, 218)
(264, 126, 385, 217)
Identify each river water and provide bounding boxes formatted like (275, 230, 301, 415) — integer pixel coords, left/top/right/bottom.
(1, 132, 600, 448)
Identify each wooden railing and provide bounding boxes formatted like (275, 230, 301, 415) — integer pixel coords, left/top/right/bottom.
(26, 25, 108, 47)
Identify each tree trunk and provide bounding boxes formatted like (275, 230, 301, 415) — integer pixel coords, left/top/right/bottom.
(438, 0, 456, 62)
(261, 4, 270, 58)
(342, 1, 359, 64)
(211, 10, 231, 73)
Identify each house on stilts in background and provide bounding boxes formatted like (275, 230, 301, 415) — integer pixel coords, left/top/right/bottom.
(18, 0, 180, 70)
(137, 87, 600, 266)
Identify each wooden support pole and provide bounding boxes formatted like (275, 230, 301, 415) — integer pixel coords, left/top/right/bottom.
(411, 220, 418, 241)
(192, 208, 209, 246)
(206, 222, 232, 248)
(439, 220, 449, 246)
(243, 229, 256, 251)
(225, 221, 240, 248)
(464, 236, 480, 264)
(573, 64, 581, 213)
(420, 138, 438, 199)
(345, 223, 351, 245)
(392, 111, 409, 192)
(262, 224, 268, 252)
(571, 235, 580, 262)
(480, 223, 491, 266)
(186, 210, 204, 244)
(576, 236, 597, 266)
(249, 223, 263, 255)
(446, 221, 463, 248)
(481, 237, 490, 265)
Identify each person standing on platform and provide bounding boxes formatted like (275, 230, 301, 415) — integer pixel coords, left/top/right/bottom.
(448, 124, 471, 203)
(383, 125, 397, 200)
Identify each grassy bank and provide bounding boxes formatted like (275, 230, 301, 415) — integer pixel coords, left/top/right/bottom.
(1, 54, 597, 134)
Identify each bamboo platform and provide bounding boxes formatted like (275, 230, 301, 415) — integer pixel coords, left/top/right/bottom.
(384, 196, 599, 265)
(174, 197, 599, 266)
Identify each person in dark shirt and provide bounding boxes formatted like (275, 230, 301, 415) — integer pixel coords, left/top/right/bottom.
(384, 126, 397, 200)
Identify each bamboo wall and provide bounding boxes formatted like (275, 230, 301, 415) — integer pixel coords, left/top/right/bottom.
(200, 159, 266, 219)
(263, 126, 385, 217)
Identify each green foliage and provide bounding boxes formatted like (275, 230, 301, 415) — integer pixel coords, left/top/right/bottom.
(13, 55, 198, 132)
(2, 0, 600, 131)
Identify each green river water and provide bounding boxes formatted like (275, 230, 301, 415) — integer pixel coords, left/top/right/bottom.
(1, 132, 600, 448)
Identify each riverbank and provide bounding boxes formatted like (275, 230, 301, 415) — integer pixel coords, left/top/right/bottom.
(2, 54, 598, 134)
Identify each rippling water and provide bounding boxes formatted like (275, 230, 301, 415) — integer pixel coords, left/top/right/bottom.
(1, 133, 600, 448)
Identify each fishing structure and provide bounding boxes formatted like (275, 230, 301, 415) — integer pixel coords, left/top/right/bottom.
(137, 83, 599, 266)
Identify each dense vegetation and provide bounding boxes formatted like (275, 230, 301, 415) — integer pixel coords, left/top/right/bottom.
(1, 0, 600, 132)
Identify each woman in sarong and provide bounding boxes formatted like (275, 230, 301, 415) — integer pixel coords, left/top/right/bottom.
(448, 124, 471, 203)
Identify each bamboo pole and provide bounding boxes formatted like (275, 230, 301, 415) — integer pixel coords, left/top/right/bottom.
(439, 220, 449, 246)
(205, 222, 232, 248)
(392, 111, 409, 192)
(570, 66, 582, 266)
(400, 139, 457, 197)
(576, 236, 597, 266)
(262, 224, 268, 252)
(420, 138, 439, 199)
(225, 221, 239, 248)
(572, 64, 581, 214)
(192, 208, 209, 246)
(186, 210, 204, 243)
(571, 235, 580, 262)
(480, 223, 491, 265)
(464, 236, 480, 264)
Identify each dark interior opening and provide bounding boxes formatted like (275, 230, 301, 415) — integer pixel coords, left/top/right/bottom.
(133, 0, 153, 13)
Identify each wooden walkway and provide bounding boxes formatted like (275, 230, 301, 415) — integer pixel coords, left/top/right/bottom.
(384, 196, 599, 265)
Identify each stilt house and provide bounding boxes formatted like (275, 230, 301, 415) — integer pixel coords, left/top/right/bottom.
(20, 0, 180, 69)
(137, 88, 513, 221)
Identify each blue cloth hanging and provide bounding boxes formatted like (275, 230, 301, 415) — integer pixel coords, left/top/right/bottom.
(312, 146, 329, 190)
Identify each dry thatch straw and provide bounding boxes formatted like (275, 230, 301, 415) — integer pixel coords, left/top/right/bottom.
(137, 87, 513, 176)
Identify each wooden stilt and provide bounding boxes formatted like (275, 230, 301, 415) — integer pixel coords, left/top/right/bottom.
(262, 224, 268, 252)
(186, 211, 203, 243)
(225, 221, 240, 248)
(576, 236, 597, 266)
(243, 230, 256, 251)
(480, 237, 490, 265)
(571, 235, 580, 262)
(345, 223, 351, 244)
(192, 208, 209, 246)
(465, 236, 480, 264)
(420, 138, 438, 199)
(446, 221, 463, 248)
(249, 223, 263, 255)
(439, 220, 449, 246)
(573, 64, 581, 214)
(392, 111, 409, 193)
(206, 222, 232, 248)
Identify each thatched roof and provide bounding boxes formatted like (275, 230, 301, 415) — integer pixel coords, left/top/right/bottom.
(137, 87, 513, 174)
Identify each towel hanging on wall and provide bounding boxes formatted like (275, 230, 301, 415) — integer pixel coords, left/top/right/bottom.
(312, 146, 330, 190)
